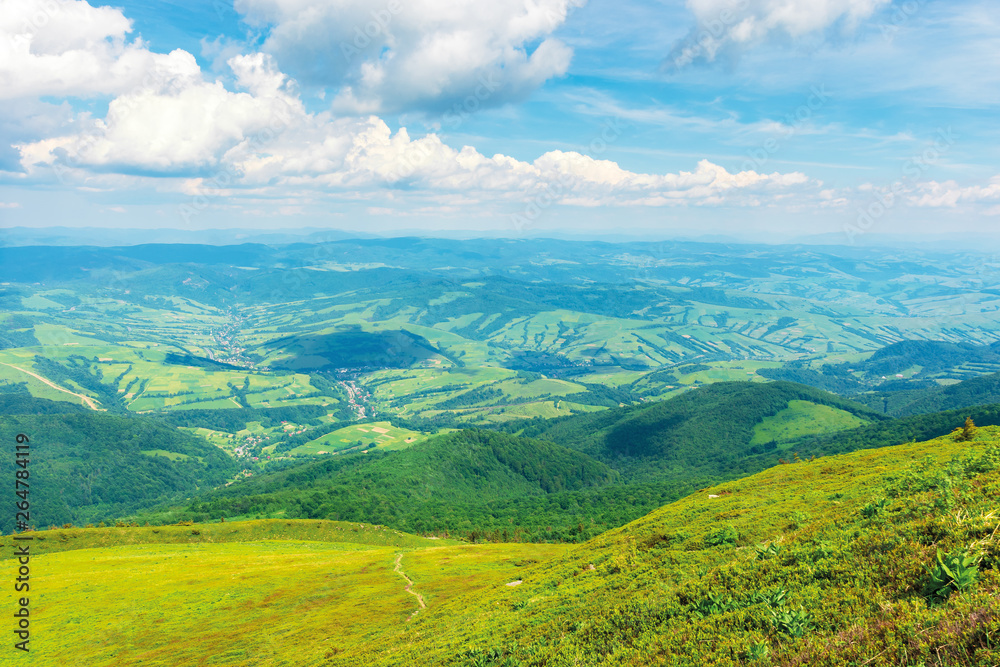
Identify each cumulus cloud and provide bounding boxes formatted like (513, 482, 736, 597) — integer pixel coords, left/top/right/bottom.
(234, 0, 582, 113)
(0, 0, 189, 99)
(9, 0, 818, 213)
(910, 176, 1000, 208)
(17, 53, 302, 173)
(19, 82, 816, 208)
(665, 0, 890, 70)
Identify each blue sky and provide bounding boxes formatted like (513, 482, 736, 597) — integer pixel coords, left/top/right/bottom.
(1, 0, 998, 241)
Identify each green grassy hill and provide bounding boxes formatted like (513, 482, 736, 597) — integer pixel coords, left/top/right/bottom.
(514, 381, 881, 482)
(786, 401, 1000, 460)
(0, 398, 239, 531)
(348, 426, 1000, 666)
(15, 427, 1000, 666)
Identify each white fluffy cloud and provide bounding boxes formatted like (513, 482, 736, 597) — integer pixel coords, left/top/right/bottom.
(8, 0, 819, 213)
(16, 53, 302, 172)
(0, 0, 184, 99)
(22, 96, 815, 208)
(666, 0, 890, 69)
(910, 177, 1000, 208)
(235, 0, 582, 112)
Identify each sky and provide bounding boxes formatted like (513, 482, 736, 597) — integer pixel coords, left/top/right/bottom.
(1, 0, 999, 242)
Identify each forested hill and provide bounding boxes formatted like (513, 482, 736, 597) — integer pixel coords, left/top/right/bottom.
(0, 399, 239, 531)
(759, 340, 1000, 394)
(509, 381, 882, 482)
(861, 339, 1000, 377)
(856, 372, 1000, 417)
(146, 430, 622, 540)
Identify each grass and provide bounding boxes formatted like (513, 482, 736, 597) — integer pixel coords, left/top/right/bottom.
(348, 426, 1000, 666)
(750, 399, 868, 445)
(291, 421, 429, 454)
(6, 521, 562, 667)
(9, 431, 1000, 665)
(140, 449, 195, 461)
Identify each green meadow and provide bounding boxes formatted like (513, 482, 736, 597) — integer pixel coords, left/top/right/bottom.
(291, 420, 430, 454)
(6, 429, 999, 666)
(750, 399, 869, 446)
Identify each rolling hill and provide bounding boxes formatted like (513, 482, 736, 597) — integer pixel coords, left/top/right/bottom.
(0, 397, 239, 531)
(512, 380, 883, 482)
(349, 426, 1000, 666)
(15, 426, 1000, 666)
(857, 371, 1000, 417)
(140, 429, 622, 540)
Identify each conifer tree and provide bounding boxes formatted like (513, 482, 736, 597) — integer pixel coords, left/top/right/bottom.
(954, 416, 977, 442)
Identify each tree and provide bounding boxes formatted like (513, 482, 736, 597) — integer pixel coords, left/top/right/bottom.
(953, 416, 978, 442)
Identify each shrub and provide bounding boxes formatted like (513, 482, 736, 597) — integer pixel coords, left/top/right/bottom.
(923, 548, 978, 602)
(953, 417, 978, 442)
(705, 525, 739, 547)
(860, 498, 889, 518)
(755, 542, 783, 560)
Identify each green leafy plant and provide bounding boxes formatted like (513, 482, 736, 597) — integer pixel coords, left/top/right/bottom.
(767, 605, 813, 637)
(705, 525, 739, 547)
(755, 542, 783, 560)
(860, 497, 890, 518)
(692, 591, 735, 618)
(923, 548, 978, 602)
(743, 641, 770, 661)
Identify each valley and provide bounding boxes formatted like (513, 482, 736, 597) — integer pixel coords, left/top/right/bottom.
(3, 237, 1000, 665)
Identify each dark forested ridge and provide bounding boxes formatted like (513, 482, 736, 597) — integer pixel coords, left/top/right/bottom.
(761, 340, 1000, 395)
(0, 405, 239, 531)
(141, 430, 631, 541)
(509, 381, 881, 482)
(853, 372, 1000, 417)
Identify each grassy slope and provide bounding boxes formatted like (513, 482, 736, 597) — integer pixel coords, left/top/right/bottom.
(348, 427, 1000, 667)
(0, 519, 451, 557)
(10, 522, 564, 667)
(7, 430, 1000, 666)
(515, 380, 880, 482)
(750, 400, 867, 445)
